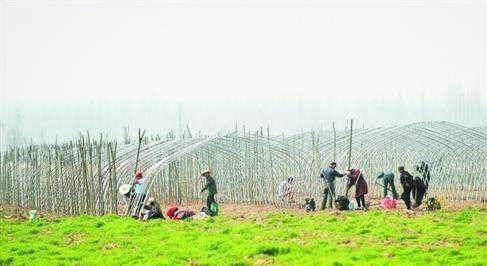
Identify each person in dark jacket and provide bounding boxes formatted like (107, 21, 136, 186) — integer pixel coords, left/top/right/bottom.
(398, 166, 414, 210)
(320, 162, 345, 210)
(142, 197, 164, 220)
(200, 170, 217, 213)
(377, 171, 399, 199)
(304, 198, 316, 212)
(416, 161, 431, 190)
(412, 176, 426, 208)
(346, 168, 369, 210)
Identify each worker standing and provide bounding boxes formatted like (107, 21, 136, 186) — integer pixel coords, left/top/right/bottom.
(398, 166, 414, 210)
(418, 161, 431, 190)
(131, 171, 147, 218)
(200, 170, 218, 215)
(320, 162, 345, 210)
(346, 168, 369, 210)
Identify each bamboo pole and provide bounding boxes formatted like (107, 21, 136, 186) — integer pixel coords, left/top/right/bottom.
(134, 129, 146, 174)
(333, 122, 336, 162)
(348, 119, 353, 170)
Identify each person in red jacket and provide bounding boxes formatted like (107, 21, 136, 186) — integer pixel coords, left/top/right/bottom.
(346, 168, 369, 210)
(165, 206, 195, 220)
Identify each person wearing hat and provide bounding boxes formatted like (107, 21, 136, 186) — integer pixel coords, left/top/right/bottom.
(377, 171, 399, 199)
(200, 170, 217, 214)
(142, 197, 164, 220)
(398, 166, 414, 210)
(131, 171, 146, 217)
(132, 171, 146, 197)
(118, 184, 133, 204)
(319, 162, 345, 210)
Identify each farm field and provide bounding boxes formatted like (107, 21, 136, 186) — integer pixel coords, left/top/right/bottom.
(2, 2, 486, 266)
(1, 207, 486, 266)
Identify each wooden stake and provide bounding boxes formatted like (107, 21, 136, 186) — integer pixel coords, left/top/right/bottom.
(348, 119, 353, 170)
(332, 122, 336, 162)
(134, 129, 146, 174)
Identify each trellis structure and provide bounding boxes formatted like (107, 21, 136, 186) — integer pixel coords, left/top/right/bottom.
(0, 121, 486, 216)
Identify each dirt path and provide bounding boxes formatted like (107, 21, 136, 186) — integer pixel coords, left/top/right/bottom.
(2, 197, 485, 221)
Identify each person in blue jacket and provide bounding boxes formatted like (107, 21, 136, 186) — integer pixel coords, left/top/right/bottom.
(320, 162, 345, 210)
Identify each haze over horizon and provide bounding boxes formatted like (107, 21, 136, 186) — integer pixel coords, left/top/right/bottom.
(1, 1, 486, 145)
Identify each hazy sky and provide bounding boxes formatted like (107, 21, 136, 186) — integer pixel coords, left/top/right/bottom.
(1, 1, 486, 141)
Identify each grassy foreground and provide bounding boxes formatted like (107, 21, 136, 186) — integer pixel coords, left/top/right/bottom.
(1, 208, 486, 266)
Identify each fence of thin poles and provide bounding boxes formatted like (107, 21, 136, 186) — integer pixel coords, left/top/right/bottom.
(0, 121, 486, 216)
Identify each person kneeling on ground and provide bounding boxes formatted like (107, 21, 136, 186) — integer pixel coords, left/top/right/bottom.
(426, 197, 441, 211)
(165, 206, 195, 220)
(201, 201, 219, 217)
(412, 176, 426, 208)
(346, 168, 369, 210)
(335, 195, 350, 210)
(277, 177, 294, 206)
(304, 198, 316, 212)
(141, 197, 164, 220)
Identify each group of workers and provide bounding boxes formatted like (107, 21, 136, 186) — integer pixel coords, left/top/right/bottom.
(317, 162, 371, 210)
(376, 165, 428, 210)
(124, 161, 430, 220)
(278, 161, 430, 211)
(122, 169, 218, 221)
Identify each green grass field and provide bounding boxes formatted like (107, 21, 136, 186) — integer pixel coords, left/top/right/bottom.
(1, 208, 486, 266)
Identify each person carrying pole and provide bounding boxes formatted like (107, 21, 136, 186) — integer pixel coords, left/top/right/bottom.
(377, 171, 399, 199)
(320, 162, 345, 210)
(200, 170, 218, 216)
(346, 168, 369, 210)
(398, 166, 414, 210)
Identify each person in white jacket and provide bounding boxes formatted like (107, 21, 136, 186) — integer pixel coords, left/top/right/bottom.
(277, 177, 294, 206)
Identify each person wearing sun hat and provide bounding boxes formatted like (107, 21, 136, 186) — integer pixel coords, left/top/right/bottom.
(200, 169, 217, 215)
(142, 197, 164, 220)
